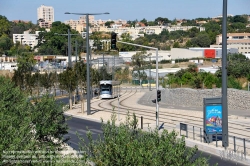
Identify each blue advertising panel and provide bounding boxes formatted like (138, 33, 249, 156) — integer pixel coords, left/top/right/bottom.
(205, 105, 222, 134)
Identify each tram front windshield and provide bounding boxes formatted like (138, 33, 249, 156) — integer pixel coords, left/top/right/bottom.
(100, 84, 112, 94)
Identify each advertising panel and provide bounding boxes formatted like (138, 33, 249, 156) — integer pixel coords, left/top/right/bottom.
(204, 49, 215, 58)
(205, 105, 222, 134)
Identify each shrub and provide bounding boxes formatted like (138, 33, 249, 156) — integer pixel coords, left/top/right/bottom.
(78, 112, 209, 166)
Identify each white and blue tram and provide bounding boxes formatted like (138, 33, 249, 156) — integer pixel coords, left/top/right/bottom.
(99, 80, 121, 99)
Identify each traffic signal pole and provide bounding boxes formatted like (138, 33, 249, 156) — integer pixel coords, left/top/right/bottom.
(117, 41, 160, 127)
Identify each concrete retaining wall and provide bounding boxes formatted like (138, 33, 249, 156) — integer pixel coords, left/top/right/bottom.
(165, 88, 250, 111)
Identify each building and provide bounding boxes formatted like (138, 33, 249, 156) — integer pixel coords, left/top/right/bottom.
(107, 25, 205, 40)
(189, 48, 238, 58)
(37, 5, 54, 28)
(170, 48, 203, 60)
(13, 30, 40, 49)
(64, 15, 127, 33)
(119, 51, 170, 62)
(211, 33, 250, 54)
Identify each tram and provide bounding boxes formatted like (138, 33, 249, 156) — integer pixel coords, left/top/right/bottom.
(99, 80, 121, 99)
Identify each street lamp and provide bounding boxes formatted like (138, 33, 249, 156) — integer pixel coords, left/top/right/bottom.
(55, 30, 79, 68)
(222, 0, 228, 148)
(65, 11, 109, 115)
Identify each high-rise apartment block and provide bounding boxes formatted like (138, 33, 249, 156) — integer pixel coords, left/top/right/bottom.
(37, 5, 54, 28)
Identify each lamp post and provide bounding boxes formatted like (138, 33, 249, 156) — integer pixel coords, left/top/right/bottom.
(222, 0, 228, 148)
(54, 30, 79, 68)
(75, 40, 80, 102)
(55, 31, 80, 109)
(65, 12, 109, 115)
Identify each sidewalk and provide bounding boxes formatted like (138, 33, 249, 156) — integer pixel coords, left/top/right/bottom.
(64, 90, 250, 165)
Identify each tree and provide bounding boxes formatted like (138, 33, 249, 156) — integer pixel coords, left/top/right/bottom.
(116, 66, 130, 82)
(36, 21, 84, 55)
(91, 32, 102, 48)
(0, 34, 12, 54)
(154, 17, 171, 25)
(0, 76, 69, 165)
(173, 42, 180, 48)
(12, 52, 35, 91)
(140, 18, 148, 26)
(203, 73, 217, 89)
(105, 21, 114, 28)
(133, 36, 149, 48)
(117, 33, 134, 51)
(0, 15, 10, 36)
(131, 51, 148, 68)
(31, 94, 69, 150)
(188, 27, 200, 38)
(191, 33, 211, 47)
(58, 67, 77, 110)
(232, 15, 248, 24)
(0, 76, 36, 165)
(185, 40, 193, 48)
(79, 112, 209, 165)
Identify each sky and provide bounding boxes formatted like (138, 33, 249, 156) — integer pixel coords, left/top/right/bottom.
(0, 0, 249, 23)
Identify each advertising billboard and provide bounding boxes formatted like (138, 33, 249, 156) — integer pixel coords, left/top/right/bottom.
(204, 49, 215, 58)
(205, 105, 222, 134)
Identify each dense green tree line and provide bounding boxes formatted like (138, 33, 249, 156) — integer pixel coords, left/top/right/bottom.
(164, 53, 250, 89)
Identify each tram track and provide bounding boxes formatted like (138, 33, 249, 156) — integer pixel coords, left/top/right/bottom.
(90, 89, 250, 140)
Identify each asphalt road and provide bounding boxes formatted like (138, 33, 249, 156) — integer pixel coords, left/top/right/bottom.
(64, 116, 246, 166)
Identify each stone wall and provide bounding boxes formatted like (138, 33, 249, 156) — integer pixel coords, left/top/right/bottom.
(165, 88, 250, 111)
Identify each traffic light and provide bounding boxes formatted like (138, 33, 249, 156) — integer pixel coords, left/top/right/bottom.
(111, 32, 117, 50)
(152, 99, 156, 103)
(157, 90, 161, 102)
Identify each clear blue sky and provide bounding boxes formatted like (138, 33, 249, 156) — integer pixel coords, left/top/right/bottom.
(0, 0, 249, 23)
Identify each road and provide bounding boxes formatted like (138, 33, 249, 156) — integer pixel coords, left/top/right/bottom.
(64, 116, 246, 166)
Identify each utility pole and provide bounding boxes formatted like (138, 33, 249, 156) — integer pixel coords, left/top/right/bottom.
(222, 0, 228, 148)
(149, 55, 151, 91)
(68, 29, 72, 68)
(103, 53, 104, 80)
(75, 40, 79, 102)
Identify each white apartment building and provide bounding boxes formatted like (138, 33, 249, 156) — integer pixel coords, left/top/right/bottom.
(13, 31, 40, 49)
(166, 25, 205, 32)
(211, 33, 250, 54)
(64, 15, 127, 33)
(37, 5, 54, 28)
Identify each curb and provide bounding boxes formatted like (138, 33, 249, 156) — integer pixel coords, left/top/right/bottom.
(64, 112, 106, 124)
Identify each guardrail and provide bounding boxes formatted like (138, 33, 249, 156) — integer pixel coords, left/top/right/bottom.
(177, 123, 250, 159)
